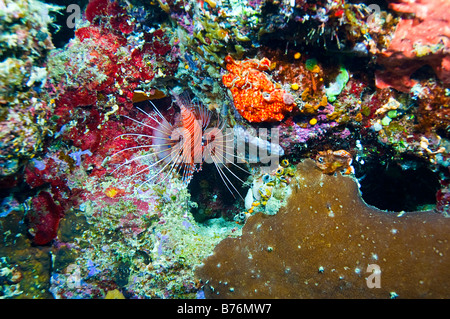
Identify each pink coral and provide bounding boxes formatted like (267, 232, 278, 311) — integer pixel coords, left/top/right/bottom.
(375, 0, 450, 92)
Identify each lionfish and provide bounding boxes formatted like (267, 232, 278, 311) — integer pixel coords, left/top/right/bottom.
(110, 92, 248, 198)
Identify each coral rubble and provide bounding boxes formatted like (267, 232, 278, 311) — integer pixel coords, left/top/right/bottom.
(197, 160, 450, 298)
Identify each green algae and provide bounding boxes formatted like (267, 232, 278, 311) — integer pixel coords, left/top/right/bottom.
(305, 58, 318, 72)
(325, 66, 349, 102)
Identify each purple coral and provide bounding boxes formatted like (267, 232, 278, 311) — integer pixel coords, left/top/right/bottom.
(69, 150, 93, 166)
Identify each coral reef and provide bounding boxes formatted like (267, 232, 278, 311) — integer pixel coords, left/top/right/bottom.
(376, 0, 450, 92)
(236, 158, 294, 224)
(197, 160, 450, 298)
(0, 204, 54, 298)
(0, 0, 449, 300)
(0, 256, 23, 298)
(47, 175, 241, 299)
(0, 0, 61, 176)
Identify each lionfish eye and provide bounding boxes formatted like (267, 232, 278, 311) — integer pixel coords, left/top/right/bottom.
(317, 157, 324, 163)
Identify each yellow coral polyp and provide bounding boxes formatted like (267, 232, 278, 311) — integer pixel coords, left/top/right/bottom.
(276, 167, 284, 176)
(157, 0, 170, 13)
(304, 103, 315, 113)
(259, 185, 273, 199)
(286, 167, 295, 176)
(311, 65, 321, 73)
(204, 0, 217, 8)
(301, 88, 310, 101)
(216, 28, 228, 40)
(291, 83, 299, 91)
(105, 289, 125, 299)
(281, 159, 289, 167)
(105, 187, 119, 198)
(319, 95, 328, 107)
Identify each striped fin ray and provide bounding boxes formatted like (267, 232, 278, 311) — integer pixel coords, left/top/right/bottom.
(110, 91, 250, 201)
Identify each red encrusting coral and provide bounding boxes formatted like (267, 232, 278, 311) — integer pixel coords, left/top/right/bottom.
(53, 0, 173, 119)
(24, 156, 83, 245)
(376, 0, 450, 92)
(51, 0, 179, 185)
(27, 191, 64, 245)
(58, 23, 152, 110)
(86, 0, 135, 35)
(85, 0, 109, 23)
(222, 55, 296, 122)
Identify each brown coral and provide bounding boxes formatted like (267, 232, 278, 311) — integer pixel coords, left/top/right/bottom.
(196, 159, 450, 298)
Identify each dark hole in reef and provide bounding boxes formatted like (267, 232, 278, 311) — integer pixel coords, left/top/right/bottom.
(356, 157, 440, 212)
(436, 127, 450, 140)
(410, 64, 438, 83)
(188, 162, 249, 223)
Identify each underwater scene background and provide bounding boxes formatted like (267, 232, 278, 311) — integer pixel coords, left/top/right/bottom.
(0, 0, 449, 299)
